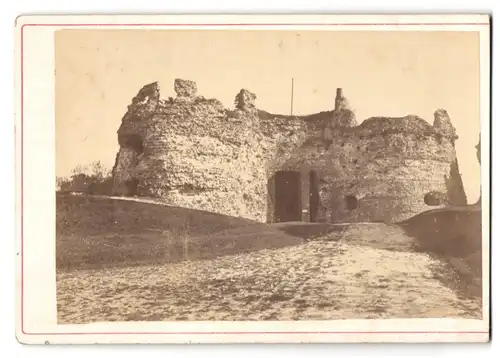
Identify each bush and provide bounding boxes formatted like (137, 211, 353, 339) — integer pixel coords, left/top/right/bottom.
(56, 161, 113, 195)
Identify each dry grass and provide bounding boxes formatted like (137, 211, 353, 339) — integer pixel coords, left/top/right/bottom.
(56, 194, 312, 271)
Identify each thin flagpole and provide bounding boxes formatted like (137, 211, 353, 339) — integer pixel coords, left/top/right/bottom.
(290, 78, 294, 116)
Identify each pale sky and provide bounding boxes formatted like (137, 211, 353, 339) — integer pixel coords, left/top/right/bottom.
(55, 30, 481, 203)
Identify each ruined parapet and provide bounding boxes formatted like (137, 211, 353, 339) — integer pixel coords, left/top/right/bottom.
(321, 88, 356, 144)
(430, 109, 467, 205)
(117, 81, 159, 149)
(174, 78, 198, 102)
(234, 89, 257, 112)
(111, 79, 468, 224)
(332, 88, 357, 128)
(334, 88, 350, 111)
(123, 81, 160, 121)
(433, 109, 458, 141)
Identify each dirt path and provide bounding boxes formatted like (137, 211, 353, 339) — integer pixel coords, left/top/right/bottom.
(57, 237, 481, 323)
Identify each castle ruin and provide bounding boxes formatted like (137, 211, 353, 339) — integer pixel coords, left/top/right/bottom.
(111, 79, 467, 223)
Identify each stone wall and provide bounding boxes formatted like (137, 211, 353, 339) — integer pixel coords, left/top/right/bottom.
(123, 81, 271, 221)
(275, 113, 466, 223)
(112, 79, 466, 223)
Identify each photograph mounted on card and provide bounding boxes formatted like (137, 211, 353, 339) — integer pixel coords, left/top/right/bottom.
(14, 14, 491, 344)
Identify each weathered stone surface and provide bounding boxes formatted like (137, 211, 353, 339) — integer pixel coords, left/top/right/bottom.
(128, 82, 159, 115)
(433, 109, 457, 140)
(111, 148, 139, 196)
(235, 89, 257, 111)
(424, 191, 448, 206)
(112, 79, 467, 223)
(332, 88, 357, 128)
(174, 78, 197, 99)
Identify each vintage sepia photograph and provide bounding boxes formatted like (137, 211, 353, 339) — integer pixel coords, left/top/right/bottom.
(15, 14, 491, 344)
(55, 28, 485, 321)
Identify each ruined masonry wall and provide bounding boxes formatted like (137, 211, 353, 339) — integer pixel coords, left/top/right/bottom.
(280, 126, 466, 223)
(113, 80, 305, 221)
(112, 79, 467, 223)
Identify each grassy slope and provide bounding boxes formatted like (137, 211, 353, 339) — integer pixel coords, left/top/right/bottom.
(57, 194, 338, 271)
(399, 204, 483, 298)
(56, 194, 483, 322)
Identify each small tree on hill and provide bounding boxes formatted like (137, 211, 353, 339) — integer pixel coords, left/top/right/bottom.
(57, 161, 113, 195)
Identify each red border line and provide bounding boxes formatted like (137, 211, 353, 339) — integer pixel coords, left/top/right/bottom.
(21, 22, 490, 28)
(20, 23, 24, 336)
(19, 22, 490, 337)
(19, 331, 490, 336)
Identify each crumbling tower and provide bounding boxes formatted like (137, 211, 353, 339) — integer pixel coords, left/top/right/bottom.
(332, 88, 357, 128)
(111, 79, 468, 224)
(323, 88, 357, 142)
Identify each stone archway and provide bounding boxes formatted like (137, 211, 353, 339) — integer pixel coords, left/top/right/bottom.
(274, 171, 302, 222)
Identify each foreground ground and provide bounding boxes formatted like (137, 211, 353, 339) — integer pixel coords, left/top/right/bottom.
(57, 239, 481, 323)
(56, 194, 483, 323)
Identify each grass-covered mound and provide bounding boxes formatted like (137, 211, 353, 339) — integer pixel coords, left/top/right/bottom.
(56, 194, 338, 271)
(399, 204, 483, 298)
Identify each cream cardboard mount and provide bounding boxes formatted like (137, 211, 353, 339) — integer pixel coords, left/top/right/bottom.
(14, 14, 491, 344)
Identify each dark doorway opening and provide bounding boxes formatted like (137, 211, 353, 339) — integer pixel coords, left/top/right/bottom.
(345, 195, 358, 210)
(274, 171, 302, 222)
(309, 170, 320, 222)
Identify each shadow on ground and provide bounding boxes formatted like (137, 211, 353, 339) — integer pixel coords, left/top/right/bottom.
(270, 222, 347, 240)
(398, 204, 483, 299)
